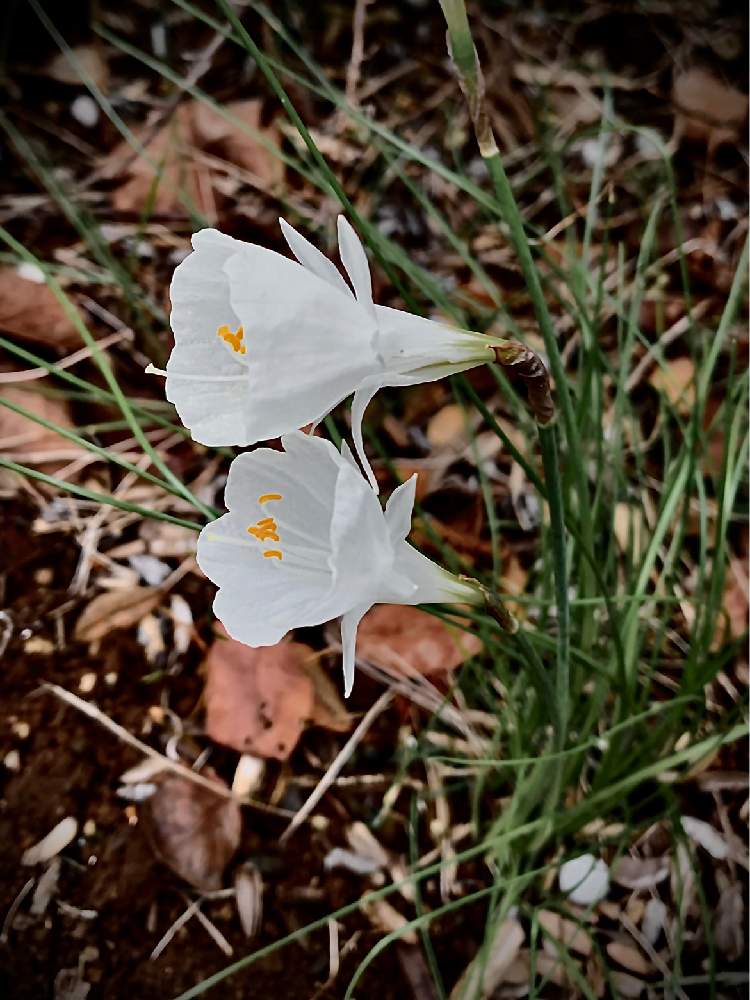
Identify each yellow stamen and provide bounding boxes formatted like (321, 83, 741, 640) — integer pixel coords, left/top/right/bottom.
(263, 550, 283, 560)
(217, 323, 246, 355)
(247, 516, 280, 542)
(258, 493, 283, 504)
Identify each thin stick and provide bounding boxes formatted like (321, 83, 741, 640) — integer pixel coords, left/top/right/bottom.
(40, 683, 289, 818)
(280, 689, 394, 842)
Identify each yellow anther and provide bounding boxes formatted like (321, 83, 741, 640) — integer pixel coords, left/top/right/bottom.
(217, 324, 246, 355)
(247, 516, 280, 542)
(263, 550, 283, 560)
(258, 493, 283, 504)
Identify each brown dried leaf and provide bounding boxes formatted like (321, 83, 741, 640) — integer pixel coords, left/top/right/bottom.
(108, 99, 282, 216)
(74, 586, 161, 642)
(648, 357, 695, 411)
(606, 941, 652, 976)
(538, 910, 592, 957)
(356, 605, 482, 679)
(303, 658, 353, 733)
(612, 856, 669, 890)
(449, 917, 525, 999)
(0, 383, 82, 475)
(0, 268, 82, 350)
(204, 626, 314, 759)
(144, 769, 241, 891)
(426, 403, 469, 450)
(46, 46, 109, 90)
(673, 68, 748, 146)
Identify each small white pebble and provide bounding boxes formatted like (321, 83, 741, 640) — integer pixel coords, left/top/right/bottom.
(559, 854, 610, 906)
(12, 721, 30, 740)
(104, 672, 118, 686)
(231, 754, 265, 798)
(310, 815, 328, 832)
(116, 782, 157, 802)
(16, 262, 46, 284)
(71, 94, 99, 128)
(4, 750, 20, 771)
(78, 672, 97, 694)
(82, 819, 96, 838)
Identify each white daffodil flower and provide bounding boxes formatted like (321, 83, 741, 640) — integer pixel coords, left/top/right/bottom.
(148, 216, 499, 488)
(196, 431, 483, 696)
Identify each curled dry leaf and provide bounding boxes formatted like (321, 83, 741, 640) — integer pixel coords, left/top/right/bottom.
(144, 769, 241, 891)
(0, 268, 83, 351)
(356, 605, 482, 679)
(74, 586, 162, 643)
(204, 626, 314, 760)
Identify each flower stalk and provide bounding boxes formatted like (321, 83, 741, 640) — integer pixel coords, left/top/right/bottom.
(438, 0, 572, 766)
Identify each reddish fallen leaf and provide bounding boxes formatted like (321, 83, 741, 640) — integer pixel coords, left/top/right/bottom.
(144, 769, 241, 891)
(0, 268, 82, 351)
(204, 626, 314, 759)
(106, 99, 282, 216)
(355, 605, 482, 679)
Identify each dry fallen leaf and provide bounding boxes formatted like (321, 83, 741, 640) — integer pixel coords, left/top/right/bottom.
(0, 268, 82, 351)
(648, 357, 695, 411)
(0, 383, 81, 475)
(355, 605, 482, 679)
(46, 45, 109, 90)
(107, 99, 282, 216)
(74, 586, 162, 643)
(612, 856, 669, 890)
(204, 626, 314, 759)
(302, 658, 353, 733)
(673, 67, 748, 149)
(144, 769, 241, 891)
(449, 917, 525, 999)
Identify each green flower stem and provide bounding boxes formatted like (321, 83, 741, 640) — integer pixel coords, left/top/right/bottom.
(439, 0, 572, 756)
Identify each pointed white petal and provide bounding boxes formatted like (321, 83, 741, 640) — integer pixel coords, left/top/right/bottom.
(341, 604, 371, 697)
(337, 216, 375, 318)
(351, 372, 421, 493)
(224, 246, 379, 442)
(279, 217, 353, 297)
(384, 475, 417, 542)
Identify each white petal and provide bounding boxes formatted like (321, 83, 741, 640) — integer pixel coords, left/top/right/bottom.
(329, 459, 395, 596)
(337, 216, 375, 318)
(384, 475, 417, 542)
(279, 217, 353, 298)
(351, 372, 421, 493)
(224, 246, 379, 442)
(341, 604, 371, 697)
(166, 229, 251, 446)
(559, 855, 610, 906)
